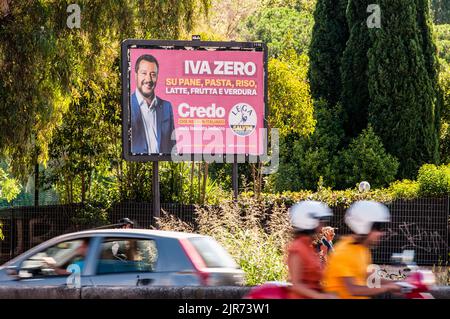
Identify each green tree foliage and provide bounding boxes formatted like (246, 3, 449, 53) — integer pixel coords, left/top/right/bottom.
(340, 0, 373, 139)
(196, 0, 261, 41)
(435, 24, 450, 162)
(417, 0, 442, 149)
(440, 122, 450, 163)
(0, 167, 22, 203)
(0, 0, 210, 182)
(44, 74, 121, 204)
(434, 24, 450, 68)
(267, 50, 315, 137)
(263, 0, 317, 13)
(309, 0, 349, 105)
(438, 64, 450, 163)
(272, 100, 345, 191)
(367, 0, 440, 179)
(432, 0, 450, 24)
(335, 126, 399, 189)
(0, 1, 72, 179)
(245, 6, 314, 56)
(1, 0, 210, 205)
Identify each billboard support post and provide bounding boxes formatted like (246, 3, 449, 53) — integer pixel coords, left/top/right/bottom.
(232, 154, 238, 201)
(152, 161, 160, 227)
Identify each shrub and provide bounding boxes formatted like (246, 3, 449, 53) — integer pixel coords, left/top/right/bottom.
(156, 197, 291, 285)
(417, 164, 450, 197)
(388, 180, 420, 200)
(336, 126, 399, 189)
(242, 186, 393, 209)
(72, 202, 109, 228)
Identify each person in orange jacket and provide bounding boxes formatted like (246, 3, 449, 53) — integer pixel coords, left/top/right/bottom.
(287, 200, 337, 299)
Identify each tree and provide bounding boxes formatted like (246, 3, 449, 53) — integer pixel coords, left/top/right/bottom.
(0, 0, 211, 205)
(367, 0, 440, 178)
(0, 167, 21, 203)
(340, 0, 374, 140)
(335, 126, 399, 189)
(197, 0, 261, 40)
(0, 0, 210, 181)
(268, 49, 316, 138)
(432, 0, 450, 24)
(434, 24, 450, 163)
(309, 0, 349, 105)
(272, 100, 345, 191)
(417, 0, 442, 148)
(263, 0, 317, 13)
(245, 6, 314, 56)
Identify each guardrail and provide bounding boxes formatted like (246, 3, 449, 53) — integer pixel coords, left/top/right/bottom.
(0, 286, 448, 299)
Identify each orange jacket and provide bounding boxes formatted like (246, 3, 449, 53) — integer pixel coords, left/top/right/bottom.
(287, 235, 323, 299)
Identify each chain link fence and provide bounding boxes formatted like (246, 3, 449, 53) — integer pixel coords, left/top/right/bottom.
(329, 197, 449, 266)
(0, 197, 448, 266)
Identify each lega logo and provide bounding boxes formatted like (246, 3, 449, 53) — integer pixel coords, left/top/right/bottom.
(228, 103, 257, 136)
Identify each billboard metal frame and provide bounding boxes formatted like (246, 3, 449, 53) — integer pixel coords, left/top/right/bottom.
(121, 39, 268, 163)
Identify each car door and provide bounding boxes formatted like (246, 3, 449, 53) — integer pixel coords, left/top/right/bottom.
(88, 236, 160, 286)
(7, 237, 96, 287)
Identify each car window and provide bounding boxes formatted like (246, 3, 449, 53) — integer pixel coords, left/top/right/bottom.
(188, 237, 239, 269)
(19, 238, 90, 278)
(96, 238, 158, 275)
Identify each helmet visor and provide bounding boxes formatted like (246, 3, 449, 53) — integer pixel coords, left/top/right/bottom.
(372, 222, 388, 232)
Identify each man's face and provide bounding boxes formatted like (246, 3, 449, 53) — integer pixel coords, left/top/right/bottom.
(136, 60, 158, 98)
(77, 241, 89, 256)
(326, 230, 335, 241)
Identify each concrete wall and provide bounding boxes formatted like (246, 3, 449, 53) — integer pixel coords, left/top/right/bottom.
(0, 286, 448, 299)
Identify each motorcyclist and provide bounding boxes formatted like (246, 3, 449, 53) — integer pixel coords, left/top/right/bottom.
(286, 200, 337, 299)
(323, 200, 402, 299)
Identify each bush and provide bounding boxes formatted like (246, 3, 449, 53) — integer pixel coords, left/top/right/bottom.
(336, 126, 399, 189)
(388, 180, 420, 200)
(156, 197, 291, 285)
(417, 164, 450, 197)
(72, 202, 109, 228)
(273, 107, 402, 192)
(242, 186, 393, 209)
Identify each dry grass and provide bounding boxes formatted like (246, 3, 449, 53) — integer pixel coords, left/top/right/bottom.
(155, 197, 292, 285)
(432, 264, 450, 286)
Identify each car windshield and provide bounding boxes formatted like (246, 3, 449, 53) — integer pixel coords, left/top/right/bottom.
(188, 237, 239, 269)
(19, 239, 89, 277)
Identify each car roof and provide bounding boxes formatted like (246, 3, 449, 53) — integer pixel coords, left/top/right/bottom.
(56, 228, 206, 240)
(1, 229, 207, 267)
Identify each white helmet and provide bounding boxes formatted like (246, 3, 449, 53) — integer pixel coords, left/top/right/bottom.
(289, 200, 333, 231)
(345, 201, 390, 235)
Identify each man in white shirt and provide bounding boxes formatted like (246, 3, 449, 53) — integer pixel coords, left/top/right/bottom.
(130, 54, 176, 154)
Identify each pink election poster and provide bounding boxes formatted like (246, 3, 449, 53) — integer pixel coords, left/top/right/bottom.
(129, 48, 265, 156)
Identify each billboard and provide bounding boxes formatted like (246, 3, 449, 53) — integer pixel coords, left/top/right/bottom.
(121, 40, 268, 162)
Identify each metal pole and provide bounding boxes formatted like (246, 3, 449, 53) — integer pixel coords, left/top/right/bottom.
(34, 162, 39, 207)
(152, 161, 160, 228)
(9, 209, 14, 260)
(232, 154, 238, 201)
